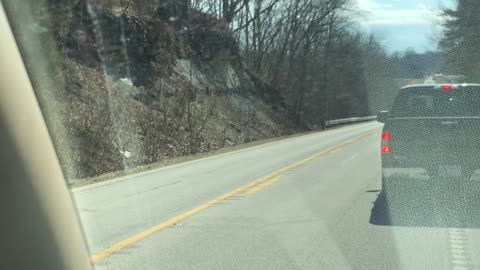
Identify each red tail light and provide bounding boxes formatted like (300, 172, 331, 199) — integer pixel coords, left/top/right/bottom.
(381, 145, 391, 154)
(381, 131, 391, 154)
(441, 85, 453, 91)
(381, 132, 391, 141)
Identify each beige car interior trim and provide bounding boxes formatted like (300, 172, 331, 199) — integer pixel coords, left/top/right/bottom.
(0, 2, 92, 269)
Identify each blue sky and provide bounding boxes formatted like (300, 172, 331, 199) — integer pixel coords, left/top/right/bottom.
(356, 0, 455, 53)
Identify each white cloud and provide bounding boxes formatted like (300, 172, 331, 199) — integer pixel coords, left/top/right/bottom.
(357, 0, 391, 11)
(356, 0, 441, 26)
(364, 9, 433, 25)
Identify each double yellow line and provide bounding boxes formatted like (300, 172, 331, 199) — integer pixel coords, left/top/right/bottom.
(245, 176, 283, 195)
(90, 131, 374, 262)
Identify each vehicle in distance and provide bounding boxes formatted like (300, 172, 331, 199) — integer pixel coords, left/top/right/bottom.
(378, 84, 480, 197)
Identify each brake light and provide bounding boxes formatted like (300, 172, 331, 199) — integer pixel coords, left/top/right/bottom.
(441, 85, 453, 91)
(381, 131, 391, 154)
(381, 145, 391, 154)
(381, 132, 391, 141)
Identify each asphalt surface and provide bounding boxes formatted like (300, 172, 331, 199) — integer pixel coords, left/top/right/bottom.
(72, 122, 480, 270)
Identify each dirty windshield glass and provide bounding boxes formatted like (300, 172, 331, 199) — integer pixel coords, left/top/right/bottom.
(4, 0, 480, 269)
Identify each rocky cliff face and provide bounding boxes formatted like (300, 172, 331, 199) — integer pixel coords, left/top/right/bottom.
(37, 1, 294, 179)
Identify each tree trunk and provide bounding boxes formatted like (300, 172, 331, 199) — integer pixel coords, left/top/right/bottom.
(222, 0, 230, 21)
(244, 0, 250, 65)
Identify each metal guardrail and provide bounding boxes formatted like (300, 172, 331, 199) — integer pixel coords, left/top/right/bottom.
(325, 116, 377, 128)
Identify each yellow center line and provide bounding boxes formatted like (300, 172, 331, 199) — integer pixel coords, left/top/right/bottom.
(245, 176, 283, 195)
(243, 137, 349, 195)
(90, 130, 376, 263)
(327, 147, 344, 155)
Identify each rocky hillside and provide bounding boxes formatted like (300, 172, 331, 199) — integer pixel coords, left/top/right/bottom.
(33, 1, 295, 180)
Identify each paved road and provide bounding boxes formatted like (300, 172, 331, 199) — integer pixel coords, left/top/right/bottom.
(72, 122, 480, 270)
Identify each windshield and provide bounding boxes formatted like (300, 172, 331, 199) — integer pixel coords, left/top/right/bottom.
(391, 87, 480, 117)
(4, 0, 480, 269)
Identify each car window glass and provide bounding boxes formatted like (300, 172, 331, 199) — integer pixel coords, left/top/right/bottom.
(391, 87, 480, 117)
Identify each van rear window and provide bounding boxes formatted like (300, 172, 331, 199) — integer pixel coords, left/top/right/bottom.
(390, 87, 480, 117)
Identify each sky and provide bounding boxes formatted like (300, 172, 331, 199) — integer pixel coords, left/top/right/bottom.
(356, 0, 455, 53)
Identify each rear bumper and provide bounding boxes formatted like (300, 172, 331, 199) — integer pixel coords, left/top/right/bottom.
(382, 152, 479, 169)
(382, 153, 478, 181)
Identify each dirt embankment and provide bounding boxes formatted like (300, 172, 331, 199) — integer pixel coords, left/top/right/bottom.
(39, 1, 295, 180)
